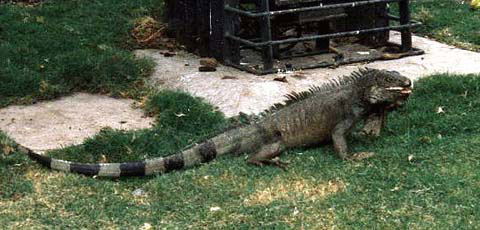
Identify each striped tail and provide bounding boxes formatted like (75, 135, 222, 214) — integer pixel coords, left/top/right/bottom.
(18, 124, 264, 177)
(18, 140, 217, 177)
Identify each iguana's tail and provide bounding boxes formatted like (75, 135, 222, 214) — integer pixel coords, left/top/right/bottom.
(18, 124, 264, 177)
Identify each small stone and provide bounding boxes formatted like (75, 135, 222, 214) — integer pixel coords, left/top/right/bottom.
(199, 66, 217, 72)
(199, 58, 218, 68)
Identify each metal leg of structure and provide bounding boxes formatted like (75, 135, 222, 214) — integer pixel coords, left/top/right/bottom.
(197, 0, 211, 57)
(260, 0, 274, 72)
(315, 21, 330, 51)
(211, 0, 225, 61)
(399, 0, 412, 51)
(184, 0, 197, 52)
(224, 0, 241, 65)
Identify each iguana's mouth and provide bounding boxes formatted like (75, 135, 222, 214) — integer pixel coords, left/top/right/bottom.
(385, 87, 412, 95)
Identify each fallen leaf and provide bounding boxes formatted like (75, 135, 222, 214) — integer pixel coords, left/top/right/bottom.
(273, 76, 288, 83)
(99, 155, 108, 163)
(418, 136, 432, 144)
(36, 16, 45, 24)
(390, 186, 400, 192)
(132, 188, 145, 196)
(292, 207, 299, 216)
(2, 144, 14, 155)
(408, 155, 414, 162)
(436, 106, 445, 114)
(222, 75, 238, 80)
(140, 223, 152, 230)
(162, 51, 176, 57)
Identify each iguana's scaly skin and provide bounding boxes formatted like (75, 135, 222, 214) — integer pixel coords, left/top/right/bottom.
(20, 69, 412, 177)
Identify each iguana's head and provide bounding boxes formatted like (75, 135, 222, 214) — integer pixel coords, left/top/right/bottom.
(362, 69, 412, 107)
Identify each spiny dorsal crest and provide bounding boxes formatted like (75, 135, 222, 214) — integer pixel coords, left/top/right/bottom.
(264, 68, 376, 114)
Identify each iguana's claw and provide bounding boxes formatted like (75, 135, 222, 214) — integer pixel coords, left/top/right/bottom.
(247, 159, 289, 171)
(347, 152, 375, 161)
(271, 159, 289, 171)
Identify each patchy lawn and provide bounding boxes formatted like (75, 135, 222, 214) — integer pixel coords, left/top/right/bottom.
(2, 73, 480, 229)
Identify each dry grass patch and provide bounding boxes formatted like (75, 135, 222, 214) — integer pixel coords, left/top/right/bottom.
(244, 177, 346, 206)
(131, 16, 177, 49)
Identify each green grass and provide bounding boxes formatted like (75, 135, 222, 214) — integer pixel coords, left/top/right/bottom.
(2, 73, 480, 229)
(0, 0, 164, 107)
(409, 0, 480, 51)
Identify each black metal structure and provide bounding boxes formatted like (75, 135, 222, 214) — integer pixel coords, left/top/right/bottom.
(164, 0, 423, 75)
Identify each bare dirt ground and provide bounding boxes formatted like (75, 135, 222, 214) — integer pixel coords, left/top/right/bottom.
(1, 31, 480, 152)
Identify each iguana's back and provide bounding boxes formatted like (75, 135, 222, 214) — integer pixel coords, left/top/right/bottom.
(260, 87, 359, 147)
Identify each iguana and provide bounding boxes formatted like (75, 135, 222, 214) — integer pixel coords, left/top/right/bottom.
(18, 68, 412, 177)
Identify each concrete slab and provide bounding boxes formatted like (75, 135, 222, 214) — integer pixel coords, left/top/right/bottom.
(0, 93, 154, 152)
(137, 31, 480, 117)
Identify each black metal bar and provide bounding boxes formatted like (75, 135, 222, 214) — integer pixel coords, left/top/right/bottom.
(224, 0, 241, 65)
(259, 0, 274, 71)
(225, 22, 421, 47)
(197, 0, 211, 57)
(399, 0, 412, 51)
(173, 0, 187, 43)
(224, 0, 401, 18)
(210, 0, 225, 61)
(184, 0, 197, 52)
(228, 46, 424, 75)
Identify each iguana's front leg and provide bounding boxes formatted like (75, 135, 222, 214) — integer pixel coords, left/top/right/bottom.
(360, 111, 386, 137)
(332, 119, 376, 160)
(247, 141, 287, 169)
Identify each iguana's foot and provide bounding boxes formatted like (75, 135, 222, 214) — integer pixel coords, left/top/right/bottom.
(352, 130, 379, 139)
(347, 152, 375, 161)
(247, 158, 289, 171)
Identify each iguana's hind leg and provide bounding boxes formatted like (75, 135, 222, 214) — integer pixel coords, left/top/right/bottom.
(247, 141, 288, 169)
